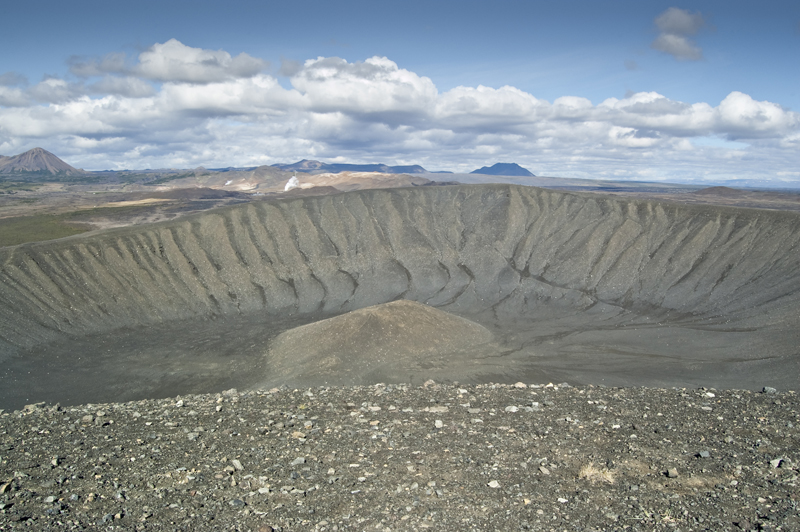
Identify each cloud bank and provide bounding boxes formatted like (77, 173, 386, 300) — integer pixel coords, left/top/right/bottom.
(69, 40, 268, 83)
(1, 39, 798, 184)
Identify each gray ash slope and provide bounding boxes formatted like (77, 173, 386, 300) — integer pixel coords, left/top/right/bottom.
(0, 383, 798, 531)
(0, 184, 799, 410)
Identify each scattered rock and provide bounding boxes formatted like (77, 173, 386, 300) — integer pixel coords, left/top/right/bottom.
(0, 384, 796, 530)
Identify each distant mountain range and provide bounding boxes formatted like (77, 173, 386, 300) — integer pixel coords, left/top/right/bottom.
(0, 148, 86, 175)
(274, 159, 538, 176)
(0, 148, 537, 180)
(470, 162, 534, 177)
(272, 159, 431, 175)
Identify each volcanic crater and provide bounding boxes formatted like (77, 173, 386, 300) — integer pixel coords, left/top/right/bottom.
(1, 183, 798, 410)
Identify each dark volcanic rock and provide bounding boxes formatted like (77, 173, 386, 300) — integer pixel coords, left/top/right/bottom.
(0, 384, 797, 531)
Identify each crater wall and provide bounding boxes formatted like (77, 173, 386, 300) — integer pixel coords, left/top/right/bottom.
(2, 184, 799, 352)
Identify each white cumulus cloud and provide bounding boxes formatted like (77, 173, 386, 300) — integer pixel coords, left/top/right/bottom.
(655, 7, 705, 35)
(88, 76, 156, 98)
(0, 72, 28, 87)
(28, 78, 83, 104)
(291, 56, 438, 120)
(716, 91, 800, 139)
(69, 52, 128, 78)
(0, 86, 29, 107)
(134, 39, 268, 83)
(436, 85, 548, 130)
(651, 7, 705, 61)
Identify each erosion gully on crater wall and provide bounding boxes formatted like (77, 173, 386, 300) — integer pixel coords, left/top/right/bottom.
(0, 184, 798, 410)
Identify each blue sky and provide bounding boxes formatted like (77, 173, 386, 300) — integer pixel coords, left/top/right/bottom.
(1, 0, 798, 185)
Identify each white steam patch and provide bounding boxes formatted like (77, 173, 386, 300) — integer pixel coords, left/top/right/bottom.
(284, 176, 300, 191)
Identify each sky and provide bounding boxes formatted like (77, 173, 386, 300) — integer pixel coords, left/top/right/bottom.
(1, 0, 799, 186)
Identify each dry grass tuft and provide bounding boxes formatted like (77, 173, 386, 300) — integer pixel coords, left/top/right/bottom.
(578, 463, 615, 484)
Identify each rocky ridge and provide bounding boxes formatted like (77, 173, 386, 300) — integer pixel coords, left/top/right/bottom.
(0, 382, 797, 531)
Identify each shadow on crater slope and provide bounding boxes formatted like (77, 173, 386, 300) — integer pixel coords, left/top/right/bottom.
(1, 184, 798, 409)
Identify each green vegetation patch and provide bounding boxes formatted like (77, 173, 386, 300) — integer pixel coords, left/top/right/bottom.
(144, 172, 201, 186)
(0, 171, 104, 184)
(0, 181, 39, 194)
(64, 203, 168, 223)
(0, 201, 180, 247)
(0, 214, 91, 248)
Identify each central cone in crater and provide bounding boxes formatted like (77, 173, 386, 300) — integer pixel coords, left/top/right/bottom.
(263, 300, 500, 386)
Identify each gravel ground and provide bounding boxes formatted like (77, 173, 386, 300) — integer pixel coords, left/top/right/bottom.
(0, 382, 798, 531)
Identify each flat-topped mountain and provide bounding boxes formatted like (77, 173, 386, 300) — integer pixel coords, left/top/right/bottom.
(471, 162, 534, 176)
(273, 159, 429, 174)
(0, 147, 86, 175)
